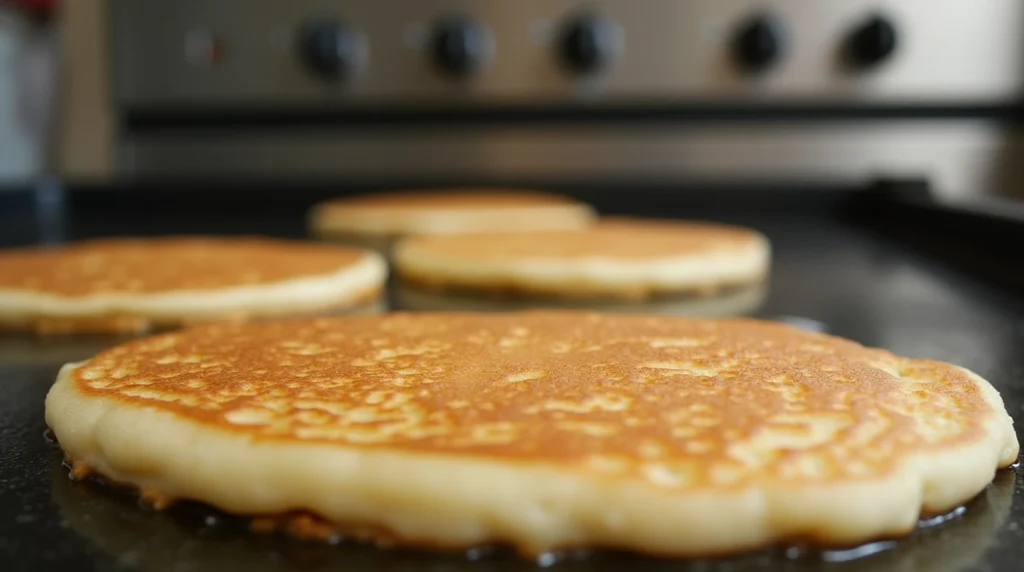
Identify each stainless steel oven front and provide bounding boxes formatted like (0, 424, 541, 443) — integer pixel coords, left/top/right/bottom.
(77, 0, 1024, 198)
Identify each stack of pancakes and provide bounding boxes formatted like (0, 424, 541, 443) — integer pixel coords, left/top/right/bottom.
(5, 187, 1014, 562)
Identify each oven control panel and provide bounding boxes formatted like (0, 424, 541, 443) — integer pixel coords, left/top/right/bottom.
(112, 0, 1024, 108)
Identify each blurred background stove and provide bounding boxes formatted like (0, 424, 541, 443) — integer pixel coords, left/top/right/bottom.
(3, 0, 1012, 198)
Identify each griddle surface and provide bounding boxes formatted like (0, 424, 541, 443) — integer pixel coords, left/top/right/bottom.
(2, 213, 1023, 572)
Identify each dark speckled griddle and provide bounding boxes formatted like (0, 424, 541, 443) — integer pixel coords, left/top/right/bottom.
(1, 199, 1023, 572)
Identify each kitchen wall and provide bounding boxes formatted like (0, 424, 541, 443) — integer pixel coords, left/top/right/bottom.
(55, 0, 112, 183)
(0, 5, 45, 185)
(0, 0, 112, 189)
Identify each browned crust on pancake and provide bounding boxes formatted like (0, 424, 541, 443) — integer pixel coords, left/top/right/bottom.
(0, 285, 384, 335)
(61, 454, 476, 551)
(68, 312, 1000, 478)
(58, 454, 1006, 559)
(0, 237, 370, 297)
(396, 271, 767, 302)
(63, 457, 176, 510)
(240, 504, 975, 556)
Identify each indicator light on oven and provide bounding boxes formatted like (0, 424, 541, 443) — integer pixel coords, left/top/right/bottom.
(184, 30, 225, 67)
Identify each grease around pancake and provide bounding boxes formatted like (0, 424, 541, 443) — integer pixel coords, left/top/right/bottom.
(70, 312, 1005, 491)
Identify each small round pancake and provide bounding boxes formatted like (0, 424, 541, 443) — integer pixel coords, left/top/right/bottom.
(46, 312, 1018, 558)
(393, 219, 770, 301)
(307, 189, 597, 248)
(0, 237, 387, 334)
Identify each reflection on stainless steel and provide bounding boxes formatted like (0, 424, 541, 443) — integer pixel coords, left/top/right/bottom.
(50, 455, 1016, 572)
(122, 122, 1020, 200)
(75, 0, 1021, 197)
(393, 282, 768, 318)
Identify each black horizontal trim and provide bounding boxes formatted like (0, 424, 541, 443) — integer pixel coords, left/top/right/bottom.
(121, 102, 1024, 131)
(60, 178, 860, 218)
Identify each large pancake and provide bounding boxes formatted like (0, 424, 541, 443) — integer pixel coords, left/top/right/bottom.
(393, 219, 770, 300)
(0, 237, 387, 334)
(45, 311, 1017, 558)
(307, 189, 597, 246)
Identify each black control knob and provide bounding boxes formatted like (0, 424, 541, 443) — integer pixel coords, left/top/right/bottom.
(299, 19, 363, 81)
(732, 14, 785, 73)
(558, 14, 616, 75)
(431, 16, 488, 77)
(844, 15, 898, 69)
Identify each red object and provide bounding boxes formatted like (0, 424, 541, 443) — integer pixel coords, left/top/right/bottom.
(5, 0, 55, 12)
(3, 0, 55, 25)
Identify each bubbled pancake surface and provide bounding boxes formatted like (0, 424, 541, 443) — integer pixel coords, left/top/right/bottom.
(64, 312, 1014, 480)
(0, 237, 369, 296)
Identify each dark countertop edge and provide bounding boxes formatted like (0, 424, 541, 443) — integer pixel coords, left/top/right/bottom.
(3, 180, 863, 216)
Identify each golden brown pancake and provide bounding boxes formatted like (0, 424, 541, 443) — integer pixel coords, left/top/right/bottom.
(307, 189, 597, 248)
(393, 219, 770, 300)
(45, 312, 1018, 558)
(0, 237, 386, 334)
